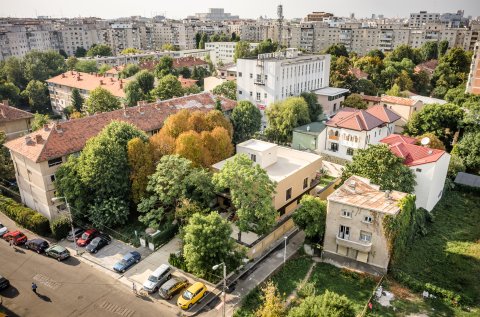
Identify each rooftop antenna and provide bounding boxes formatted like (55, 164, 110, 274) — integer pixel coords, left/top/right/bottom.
(420, 137, 430, 146)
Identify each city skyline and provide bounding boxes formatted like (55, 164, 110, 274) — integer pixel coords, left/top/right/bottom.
(1, 0, 479, 20)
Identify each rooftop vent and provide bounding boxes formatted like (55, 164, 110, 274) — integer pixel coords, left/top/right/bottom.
(306, 125, 311, 132)
(25, 136, 33, 145)
(43, 124, 50, 131)
(55, 123, 63, 133)
(348, 180, 356, 189)
(385, 190, 391, 199)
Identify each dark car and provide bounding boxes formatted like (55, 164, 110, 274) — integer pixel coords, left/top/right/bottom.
(159, 276, 188, 300)
(67, 228, 85, 242)
(0, 275, 9, 291)
(113, 251, 141, 273)
(3, 230, 27, 245)
(85, 234, 111, 254)
(45, 245, 71, 261)
(76, 229, 100, 247)
(25, 238, 49, 254)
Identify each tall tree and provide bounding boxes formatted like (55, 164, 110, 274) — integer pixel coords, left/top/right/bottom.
(213, 154, 277, 236)
(23, 50, 66, 82)
(124, 80, 145, 107)
(66, 56, 78, 71)
(351, 79, 378, 96)
(127, 138, 155, 204)
(201, 127, 234, 165)
(175, 131, 205, 167)
(212, 80, 237, 100)
(0, 131, 15, 180)
(152, 74, 183, 100)
(155, 56, 175, 79)
(119, 64, 140, 78)
(231, 100, 262, 144)
(256, 281, 286, 317)
(74, 47, 87, 57)
(2, 57, 26, 88)
(183, 212, 242, 279)
(0, 82, 21, 106)
(324, 44, 349, 57)
(342, 94, 367, 109)
(342, 144, 416, 193)
(300, 92, 323, 122)
(265, 97, 310, 143)
(438, 40, 449, 58)
(292, 195, 327, 242)
(70, 88, 84, 112)
(31, 113, 50, 131)
(135, 70, 155, 94)
(420, 41, 438, 61)
(86, 44, 112, 57)
(85, 87, 121, 114)
(21, 80, 51, 113)
(75, 60, 98, 73)
(234, 41, 252, 62)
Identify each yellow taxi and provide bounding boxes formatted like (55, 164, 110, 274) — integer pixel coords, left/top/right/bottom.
(177, 282, 207, 310)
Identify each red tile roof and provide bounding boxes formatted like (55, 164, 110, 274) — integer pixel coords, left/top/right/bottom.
(0, 101, 33, 122)
(360, 95, 381, 103)
(5, 92, 236, 163)
(178, 76, 198, 88)
(172, 56, 208, 69)
(380, 134, 445, 166)
(380, 95, 418, 106)
(46, 71, 129, 98)
(326, 106, 400, 131)
(414, 60, 438, 75)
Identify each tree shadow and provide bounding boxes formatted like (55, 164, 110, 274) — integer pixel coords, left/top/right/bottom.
(135, 293, 153, 302)
(0, 285, 19, 299)
(36, 293, 52, 302)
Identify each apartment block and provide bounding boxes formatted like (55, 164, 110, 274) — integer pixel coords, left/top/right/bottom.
(236, 49, 330, 128)
(4, 92, 236, 220)
(205, 42, 258, 65)
(0, 101, 33, 140)
(323, 175, 408, 274)
(409, 11, 440, 28)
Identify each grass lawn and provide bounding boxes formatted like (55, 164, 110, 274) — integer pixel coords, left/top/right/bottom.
(318, 175, 337, 187)
(391, 189, 480, 309)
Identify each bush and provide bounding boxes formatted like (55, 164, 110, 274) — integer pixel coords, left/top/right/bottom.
(50, 215, 71, 240)
(0, 195, 50, 236)
(150, 222, 179, 247)
(168, 252, 187, 271)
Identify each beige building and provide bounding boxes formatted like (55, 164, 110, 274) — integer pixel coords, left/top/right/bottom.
(323, 175, 407, 274)
(0, 101, 33, 140)
(46, 71, 130, 115)
(4, 93, 236, 220)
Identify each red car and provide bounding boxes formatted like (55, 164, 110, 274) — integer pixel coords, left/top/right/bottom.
(76, 229, 100, 247)
(3, 230, 27, 245)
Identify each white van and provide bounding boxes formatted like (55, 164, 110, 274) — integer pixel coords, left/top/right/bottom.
(142, 264, 172, 293)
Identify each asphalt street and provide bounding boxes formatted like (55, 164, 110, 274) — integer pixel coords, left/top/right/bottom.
(0, 232, 181, 317)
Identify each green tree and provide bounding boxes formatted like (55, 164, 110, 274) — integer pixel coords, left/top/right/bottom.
(420, 41, 438, 61)
(152, 74, 183, 100)
(23, 50, 66, 82)
(342, 94, 367, 109)
(74, 47, 87, 57)
(161, 43, 178, 51)
(234, 41, 252, 62)
(0, 131, 15, 180)
(195, 33, 202, 49)
(154, 56, 175, 78)
(412, 70, 431, 95)
(183, 84, 202, 95)
(265, 97, 310, 143)
(0, 82, 21, 106)
(292, 195, 327, 242)
(97, 64, 111, 75)
(119, 64, 140, 78)
(175, 199, 208, 225)
(288, 291, 355, 317)
(447, 153, 466, 179)
(367, 49, 385, 59)
(120, 48, 141, 55)
(86, 44, 112, 57)
(351, 79, 377, 96)
(231, 100, 262, 144)
(451, 131, 480, 174)
(75, 60, 98, 73)
(438, 40, 449, 58)
(387, 44, 421, 64)
(89, 197, 129, 228)
(394, 70, 413, 91)
(127, 138, 154, 204)
(21, 80, 51, 113)
(178, 66, 191, 78)
(463, 98, 480, 131)
(300, 92, 323, 122)
(256, 281, 286, 317)
(342, 144, 416, 193)
(330, 56, 356, 90)
(385, 83, 408, 97)
(124, 80, 145, 107)
(183, 212, 242, 279)
(404, 103, 464, 148)
(199, 33, 208, 49)
(213, 154, 277, 237)
(66, 56, 78, 70)
(85, 86, 121, 114)
(31, 113, 50, 131)
(212, 80, 237, 100)
(71, 88, 84, 112)
(135, 70, 155, 94)
(254, 39, 279, 55)
(2, 57, 26, 88)
(324, 44, 349, 57)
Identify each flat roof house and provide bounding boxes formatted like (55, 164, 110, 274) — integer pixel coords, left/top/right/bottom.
(323, 175, 407, 274)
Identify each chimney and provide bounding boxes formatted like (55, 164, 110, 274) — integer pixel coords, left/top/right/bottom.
(43, 124, 50, 131)
(119, 82, 123, 89)
(76, 76, 80, 81)
(35, 134, 42, 143)
(123, 104, 129, 118)
(61, 73, 66, 78)
(25, 136, 33, 145)
(55, 123, 63, 133)
(2, 99, 8, 107)
(385, 190, 391, 199)
(100, 80, 104, 85)
(348, 180, 356, 189)
(110, 77, 114, 82)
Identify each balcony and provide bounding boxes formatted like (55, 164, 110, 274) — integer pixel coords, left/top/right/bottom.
(328, 135, 339, 141)
(336, 236, 372, 253)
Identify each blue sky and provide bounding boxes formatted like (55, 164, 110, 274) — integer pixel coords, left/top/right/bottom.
(0, 0, 479, 19)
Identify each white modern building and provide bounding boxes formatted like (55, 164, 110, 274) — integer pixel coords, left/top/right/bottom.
(381, 134, 450, 211)
(193, 8, 239, 21)
(205, 42, 258, 65)
(236, 48, 331, 128)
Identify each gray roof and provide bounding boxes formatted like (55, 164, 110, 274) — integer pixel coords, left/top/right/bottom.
(293, 122, 326, 135)
(313, 87, 350, 96)
(454, 172, 480, 188)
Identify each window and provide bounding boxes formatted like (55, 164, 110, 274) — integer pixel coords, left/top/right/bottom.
(238, 90, 242, 95)
(249, 73, 253, 79)
(48, 157, 63, 167)
(256, 74, 261, 82)
(303, 177, 308, 189)
(330, 142, 339, 152)
(250, 154, 256, 162)
(416, 168, 422, 172)
(363, 215, 373, 223)
(360, 231, 372, 242)
(338, 225, 350, 239)
(264, 75, 268, 81)
(286, 188, 292, 201)
(250, 91, 253, 97)
(256, 92, 261, 101)
(341, 209, 352, 218)
(50, 175, 56, 182)
(264, 93, 267, 98)
(346, 148, 354, 156)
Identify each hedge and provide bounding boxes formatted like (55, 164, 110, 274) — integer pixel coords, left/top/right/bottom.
(151, 223, 179, 247)
(0, 195, 50, 236)
(50, 215, 71, 240)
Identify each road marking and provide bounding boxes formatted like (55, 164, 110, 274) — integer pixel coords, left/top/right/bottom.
(98, 300, 134, 317)
(33, 273, 61, 290)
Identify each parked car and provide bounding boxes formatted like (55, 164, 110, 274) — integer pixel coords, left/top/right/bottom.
(45, 245, 70, 261)
(85, 234, 111, 254)
(113, 251, 141, 273)
(142, 264, 172, 293)
(177, 282, 207, 310)
(159, 276, 188, 300)
(0, 223, 8, 237)
(25, 239, 49, 254)
(76, 229, 100, 247)
(66, 228, 85, 242)
(0, 275, 10, 291)
(3, 230, 27, 245)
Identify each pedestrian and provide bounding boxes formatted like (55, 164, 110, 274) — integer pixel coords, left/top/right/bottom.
(9, 239, 12, 247)
(132, 282, 137, 295)
(32, 282, 37, 294)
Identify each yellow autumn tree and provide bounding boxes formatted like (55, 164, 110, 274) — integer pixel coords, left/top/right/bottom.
(127, 138, 155, 204)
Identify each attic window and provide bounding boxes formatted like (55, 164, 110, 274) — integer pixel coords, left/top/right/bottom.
(48, 157, 63, 167)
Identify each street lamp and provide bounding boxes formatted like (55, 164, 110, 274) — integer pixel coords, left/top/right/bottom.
(283, 236, 288, 266)
(212, 262, 226, 317)
(51, 196, 78, 255)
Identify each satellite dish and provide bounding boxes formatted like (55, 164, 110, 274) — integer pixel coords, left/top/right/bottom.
(420, 137, 430, 146)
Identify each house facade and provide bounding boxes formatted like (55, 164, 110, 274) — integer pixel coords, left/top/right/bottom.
(5, 93, 236, 220)
(312, 87, 349, 118)
(323, 175, 407, 274)
(381, 134, 450, 211)
(0, 101, 33, 140)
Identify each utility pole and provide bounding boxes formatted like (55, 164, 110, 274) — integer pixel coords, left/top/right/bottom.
(213, 262, 226, 317)
(283, 236, 287, 266)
